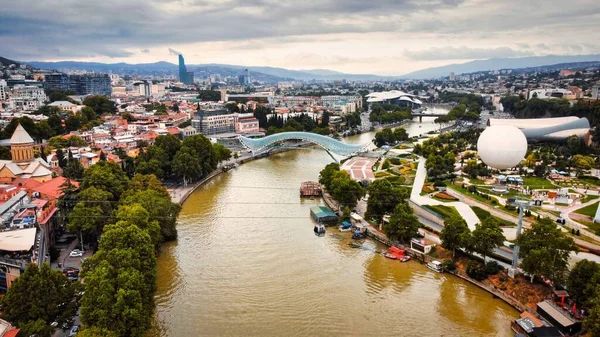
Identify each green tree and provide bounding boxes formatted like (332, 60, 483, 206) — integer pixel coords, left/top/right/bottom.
(77, 327, 119, 337)
(83, 95, 116, 114)
(172, 146, 202, 186)
(585, 292, 600, 337)
(81, 223, 156, 337)
(47, 114, 64, 136)
(213, 143, 232, 163)
(48, 136, 69, 149)
(329, 171, 365, 209)
(318, 163, 340, 188)
(1, 264, 80, 332)
(18, 318, 56, 337)
(116, 204, 162, 247)
(567, 259, 600, 306)
(123, 174, 169, 199)
(384, 201, 419, 242)
(470, 217, 504, 263)
(67, 202, 103, 249)
(63, 158, 84, 180)
(440, 215, 470, 258)
(81, 161, 129, 200)
(0, 146, 11, 160)
(154, 134, 181, 162)
(517, 217, 577, 284)
(120, 189, 181, 241)
(393, 127, 409, 142)
(182, 135, 217, 174)
(366, 179, 408, 224)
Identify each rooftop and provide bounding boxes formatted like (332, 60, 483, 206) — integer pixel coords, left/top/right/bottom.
(0, 227, 36, 252)
(9, 123, 34, 145)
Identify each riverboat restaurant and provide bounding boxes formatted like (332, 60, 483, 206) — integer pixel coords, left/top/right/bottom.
(536, 300, 582, 335)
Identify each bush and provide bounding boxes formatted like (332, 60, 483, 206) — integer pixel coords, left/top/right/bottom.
(442, 259, 456, 272)
(466, 261, 487, 281)
(389, 158, 401, 165)
(485, 261, 501, 275)
(382, 160, 390, 170)
(433, 181, 447, 187)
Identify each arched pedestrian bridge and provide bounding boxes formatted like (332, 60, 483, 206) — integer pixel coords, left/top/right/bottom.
(238, 132, 369, 157)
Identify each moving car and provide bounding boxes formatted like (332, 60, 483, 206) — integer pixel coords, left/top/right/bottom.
(69, 325, 79, 336)
(69, 249, 84, 257)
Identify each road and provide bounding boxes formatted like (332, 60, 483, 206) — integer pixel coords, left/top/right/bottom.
(50, 237, 88, 337)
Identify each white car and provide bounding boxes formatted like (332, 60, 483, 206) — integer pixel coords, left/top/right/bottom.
(69, 325, 79, 336)
(69, 250, 84, 257)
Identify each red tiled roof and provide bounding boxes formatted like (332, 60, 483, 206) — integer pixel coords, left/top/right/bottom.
(4, 329, 20, 337)
(32, 177, 79, 199)
(167, 127, 181, 135)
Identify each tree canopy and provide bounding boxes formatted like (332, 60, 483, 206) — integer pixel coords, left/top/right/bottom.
(516, 217, 577, 284)
(440, 215, 470, 258)
(1, 263, 81, 334)
(384, 201, 418, 242)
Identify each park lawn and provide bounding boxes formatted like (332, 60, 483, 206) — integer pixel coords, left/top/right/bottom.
(574, 201, 599, 218)
(479, 187, 531, 199)
(522, 176, 555, 189)
(446, 184, 496, 206)
(577, 177, 600, 187)
(579, 219, 600, 235)
(423, 205, 460, 219)
(471, 206, 516, 227)
(581, 194, 600, 203)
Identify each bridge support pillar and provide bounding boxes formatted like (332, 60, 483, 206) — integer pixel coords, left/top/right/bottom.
(419, 115, 422, 123)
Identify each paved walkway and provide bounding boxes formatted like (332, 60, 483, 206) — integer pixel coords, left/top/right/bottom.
(410, 157, 480, 231)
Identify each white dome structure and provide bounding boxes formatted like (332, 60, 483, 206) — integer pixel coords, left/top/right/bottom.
(477, 125, 528, 169)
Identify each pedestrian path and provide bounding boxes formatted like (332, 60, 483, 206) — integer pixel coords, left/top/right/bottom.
(410, 157, 480, 231)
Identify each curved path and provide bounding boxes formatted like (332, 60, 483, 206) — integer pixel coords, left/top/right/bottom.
(410, 156, 480, 231)
(239, 132, 369, 156)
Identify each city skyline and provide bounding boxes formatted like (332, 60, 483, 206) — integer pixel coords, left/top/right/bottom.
(1, 0, 600, 75)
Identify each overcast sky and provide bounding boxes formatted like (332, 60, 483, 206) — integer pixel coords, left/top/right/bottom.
(1, 0, 599, 75)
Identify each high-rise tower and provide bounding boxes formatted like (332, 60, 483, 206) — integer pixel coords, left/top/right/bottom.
(178, 54, 188, 84)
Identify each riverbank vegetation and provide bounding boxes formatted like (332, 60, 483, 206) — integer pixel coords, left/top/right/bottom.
(135, 134, 230, 186)
(374, 127, 409, 147)
(0, 264, 82, 336)
(369, 103, 411, 124)
(318, 163, 365, 208)
(54, 158, 182, 336)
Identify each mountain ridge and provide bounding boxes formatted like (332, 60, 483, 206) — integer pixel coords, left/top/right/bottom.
(13, 54, 600, 81)
(400, 54, 600, 79)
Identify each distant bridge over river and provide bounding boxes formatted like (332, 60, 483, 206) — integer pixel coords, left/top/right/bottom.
(238, 132, 369, 158)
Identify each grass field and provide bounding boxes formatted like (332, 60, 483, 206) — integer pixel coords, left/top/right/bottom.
(522, 176, 555, 189)
(574, 201, 599, 218)
(423, 205, 460, 219)
(581, 194, 600, 203)
(471, 206, 516, 227)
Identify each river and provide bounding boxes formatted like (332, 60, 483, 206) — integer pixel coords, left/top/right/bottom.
(149, 109, 519, 337)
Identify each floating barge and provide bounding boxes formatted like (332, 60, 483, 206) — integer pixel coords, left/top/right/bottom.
(300, 181, 322, 197)
(310, 206, 338, 224)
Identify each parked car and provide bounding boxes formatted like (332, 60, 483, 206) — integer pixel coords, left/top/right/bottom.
(69, 250, 84, 257)
(69, 325, 79, 336)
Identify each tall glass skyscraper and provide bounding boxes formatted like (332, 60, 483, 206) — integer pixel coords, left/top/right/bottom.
(178, 54, 194, 85)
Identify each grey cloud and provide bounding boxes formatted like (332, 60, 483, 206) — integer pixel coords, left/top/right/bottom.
(141, 49, 150, 53)
(1, 0, 599, 61)
(405, 46, 534, 61)
(0, 0, 464, 59)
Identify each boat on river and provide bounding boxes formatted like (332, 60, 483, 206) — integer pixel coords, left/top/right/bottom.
(348, 242, 362, 248)
(427, 260, 443, 273)
(384, 253, 397, 260)
(399, 256, 411, 262)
